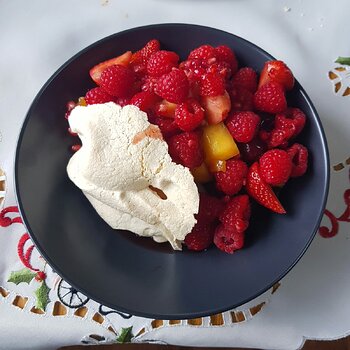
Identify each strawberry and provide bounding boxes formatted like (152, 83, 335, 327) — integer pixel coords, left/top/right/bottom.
(155, 99, 177, 118)
(258, 60, 295, 90)
(246, 162, 286, 214)
(201, 90, 231, 124)
(89, 51, 132, 85)
(253, 82, 287, 114)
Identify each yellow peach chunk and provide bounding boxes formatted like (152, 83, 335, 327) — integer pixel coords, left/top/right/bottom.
(202, 122, 239, 162)
(77, 97, 87, 106)
(206, 159, 227, 173)
(191, 162, 213, 183)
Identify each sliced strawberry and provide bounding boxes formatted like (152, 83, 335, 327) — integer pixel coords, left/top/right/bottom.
(89, 51, 132, 85)
(155, 99, 177, 118)
(201, 90, 231, 124)
(258, 60, 295, 91)
(246, 162, 286, 214)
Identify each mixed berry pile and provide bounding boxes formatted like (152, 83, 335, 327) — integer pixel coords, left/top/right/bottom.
(66, 39, 309, 254)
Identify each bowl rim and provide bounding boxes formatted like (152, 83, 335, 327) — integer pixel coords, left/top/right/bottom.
(14, 23, 330, 319)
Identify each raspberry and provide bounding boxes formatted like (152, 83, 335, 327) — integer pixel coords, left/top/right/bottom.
(215, 45, 238, 74)
(206, 61, 232, 80)
(129, 91, 159, 112)
(199, 72, 225, 96)
(85, 87, 116, 105)
(226, 111, 261, 143)
(188, 44, 216, 61)
(140, 39, 160, 62)
(130, 40, 160, 79)
(115, 97, 130, 107)
(229, 86, 254, 112)
(232, 67, 258, 93)
(261, 108, 306, 149)
(253, 82, 287, 114)
(213, 224, 244, 253)
(196, 192, 225, 224)
(260, 126, 295, 149)
(68, 127, 78, 136)
(184, 221, 215, 251)
(132, 39, 160, 65)
(275, 108, 306, 137)
(147, 50, 179, 77)
(215, 159, 248, 195)
(174, 99, 204, 131)
(237, 137, 267, 163)
(100, 65, 135, 97)
(71, 144, 81, 152)
(141, 76, 158, 93)
(154, 69, 189, 104)
(219, 195, 251, 233)
(287, 143, 308, 177)
(179, 59, 206, 83)
(150, 116, 179, 137)
(167, 131, 204, 168)
(259, 149, 293, 186)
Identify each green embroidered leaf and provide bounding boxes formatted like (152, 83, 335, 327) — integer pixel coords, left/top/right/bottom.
(116, 326, 133, 343)
(7, 268, 36, 285)
(35, 281, 50, 311)
(335, 56, 350, 66)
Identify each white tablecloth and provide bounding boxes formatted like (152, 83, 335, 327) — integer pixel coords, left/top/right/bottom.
(0, 1, 350, 349)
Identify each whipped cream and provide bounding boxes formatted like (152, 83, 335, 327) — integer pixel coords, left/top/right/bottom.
(67, 103, 199, 249)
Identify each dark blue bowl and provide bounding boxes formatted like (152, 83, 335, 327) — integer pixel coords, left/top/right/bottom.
(15, 24, 329, 319)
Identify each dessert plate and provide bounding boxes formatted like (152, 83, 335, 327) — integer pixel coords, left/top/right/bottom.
(15, 24, 329, 319)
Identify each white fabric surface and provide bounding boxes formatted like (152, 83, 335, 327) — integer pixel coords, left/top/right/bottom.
(0, 0, 350, 349)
